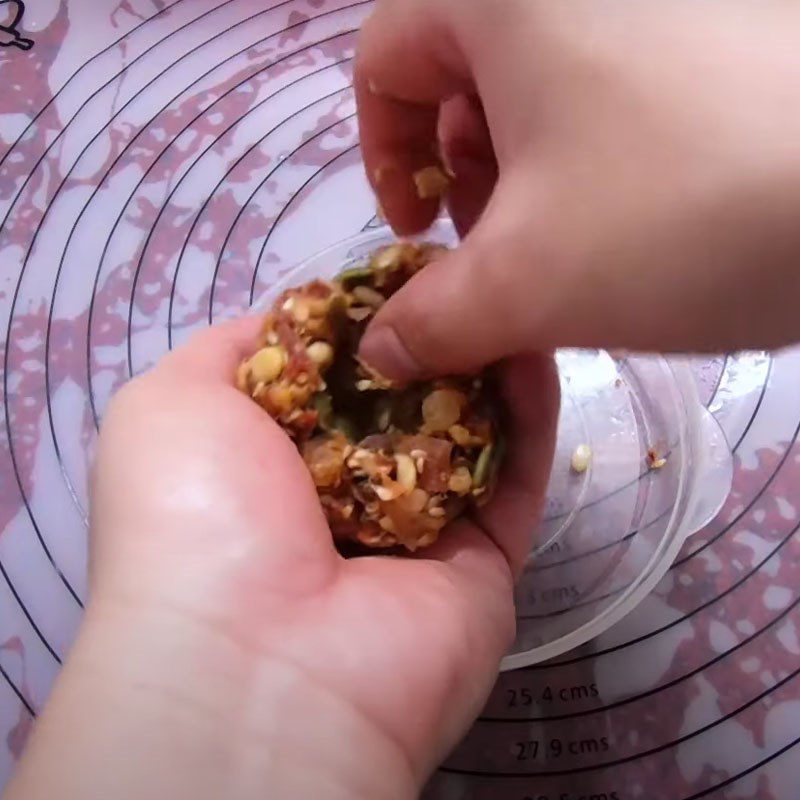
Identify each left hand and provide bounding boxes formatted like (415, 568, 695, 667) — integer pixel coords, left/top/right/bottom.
(5, 316, 558, 800)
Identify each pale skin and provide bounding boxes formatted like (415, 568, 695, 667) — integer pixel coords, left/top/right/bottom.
(6, 1, 800, 798)
(4, 316, 558, 800)
(357, 0, 800, 379)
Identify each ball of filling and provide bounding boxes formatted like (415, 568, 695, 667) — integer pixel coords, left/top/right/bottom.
(236, 242, 503, 552)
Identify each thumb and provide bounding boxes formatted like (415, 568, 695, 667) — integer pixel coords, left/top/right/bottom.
(359, 193, 554, 379)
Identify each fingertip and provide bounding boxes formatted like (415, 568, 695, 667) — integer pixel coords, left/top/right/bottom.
(363, 235, 513, 378)
(421, 521, 516, 650)
(372, 158, 443, 236)
(423, 520, 515, 599)
(438, 95, 498, 236)
(358, 323, 425, 383)
(160, 315, 263, 381)
(354, 2, 472, 237)
(475, 353, 561, 577)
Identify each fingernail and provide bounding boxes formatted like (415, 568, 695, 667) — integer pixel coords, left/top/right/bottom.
(359, 325, 422, 383)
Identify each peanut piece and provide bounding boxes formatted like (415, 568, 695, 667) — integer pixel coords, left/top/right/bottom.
(249, 346, 286, 383)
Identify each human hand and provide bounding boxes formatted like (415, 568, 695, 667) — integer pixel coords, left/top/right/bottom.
(356, 0, 800, 381)
(5, 318, 558, 800)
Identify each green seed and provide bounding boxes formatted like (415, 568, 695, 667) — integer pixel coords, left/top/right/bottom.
(333, 414, 359, 443)
(337, 266, 372, 287)
(374, 396, 393, 432)
(472, 444, 494, 488)
(312, 392, 334, 429)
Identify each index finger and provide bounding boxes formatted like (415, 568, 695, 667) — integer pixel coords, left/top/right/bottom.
(355, 0, 473, 234)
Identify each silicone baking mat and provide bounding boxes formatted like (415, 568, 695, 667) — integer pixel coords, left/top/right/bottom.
(2, 2, 800, 797)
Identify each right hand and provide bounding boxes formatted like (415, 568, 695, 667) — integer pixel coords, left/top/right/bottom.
(355, 0, 800, 381)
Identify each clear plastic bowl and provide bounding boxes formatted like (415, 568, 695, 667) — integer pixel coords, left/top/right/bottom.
(257, 221, 734, 670)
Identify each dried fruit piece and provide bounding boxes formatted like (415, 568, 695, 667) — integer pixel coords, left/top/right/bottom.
(379, 515, 397, 533)
(397, 436, 453, 494)
(402, 488, 430, 514)
(303, 434, 349, 489)
(422, 388, 465, 432)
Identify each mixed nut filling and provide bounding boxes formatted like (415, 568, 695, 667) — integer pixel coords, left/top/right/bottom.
(237, 241, 503, 552)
